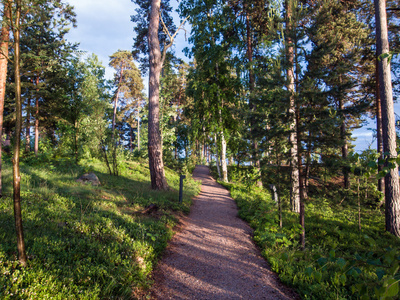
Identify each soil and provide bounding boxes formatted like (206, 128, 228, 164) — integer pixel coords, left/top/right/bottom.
(147, 165, 299, 300)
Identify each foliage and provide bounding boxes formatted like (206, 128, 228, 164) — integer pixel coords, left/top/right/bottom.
(0, 157, 201, 299)
(221, 173, 400, 299)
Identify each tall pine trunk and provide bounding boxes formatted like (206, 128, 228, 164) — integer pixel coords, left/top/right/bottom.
(375, 0, 400, 237)
(12, 0, 27, 266)
(286, 0, 300, 213)
(375, 58, 385, 196)
(148, 0, 168, 190)
(0, 3, 10, 197)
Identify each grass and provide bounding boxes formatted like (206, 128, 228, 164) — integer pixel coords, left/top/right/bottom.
(215, 166, 400, 300)
(0, 155, 201, 299)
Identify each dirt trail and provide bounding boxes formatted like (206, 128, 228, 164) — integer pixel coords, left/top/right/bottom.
(148, 165, 298, 299)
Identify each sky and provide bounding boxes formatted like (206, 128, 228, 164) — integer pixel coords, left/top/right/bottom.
(65, 0, 189, 80)
(65, 0, 398, 153)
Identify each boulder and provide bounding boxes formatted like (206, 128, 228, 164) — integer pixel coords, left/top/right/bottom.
(76, 172, 101, 186)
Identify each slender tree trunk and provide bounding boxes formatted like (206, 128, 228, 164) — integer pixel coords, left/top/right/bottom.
(339, 97, 349, 188)
(148, 0, 168, 190)
(0, 3, 10, 197)
(286, 0, 300, 213)
(246, 12, 262, 187)
(221, 130, 228, 182)
(25, 98, 30, 153)
(112, 68, 124, 141)
(214, 134, 221, 180)
(34, 77, 39, 156)
(12, 0, 27, 266)
(137, 107, 141, 151)
(375, 0, 400, 237)
(376, 58, 385, 195)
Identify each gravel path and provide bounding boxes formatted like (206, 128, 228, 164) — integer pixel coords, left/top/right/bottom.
(148, 165, 299, 299)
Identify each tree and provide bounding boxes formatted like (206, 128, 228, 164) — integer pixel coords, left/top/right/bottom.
(0, 3, 10, 197)
(147, 0, 169, 190)
(374, 0, 400, 236)
(132, 0, 187, 189)
(9, 0, 28, 267)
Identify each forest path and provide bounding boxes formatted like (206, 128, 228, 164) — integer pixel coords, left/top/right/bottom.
(147, 165, 299, 300)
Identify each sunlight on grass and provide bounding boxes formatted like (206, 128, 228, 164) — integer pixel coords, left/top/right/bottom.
(0, 156, 201, 299)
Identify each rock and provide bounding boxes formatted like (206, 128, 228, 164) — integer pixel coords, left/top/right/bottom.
(76, 172, 101, 186)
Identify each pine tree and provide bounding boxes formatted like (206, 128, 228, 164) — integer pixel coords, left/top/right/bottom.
(374, 0, 400, 237)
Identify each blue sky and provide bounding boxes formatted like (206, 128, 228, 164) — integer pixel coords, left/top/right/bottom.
(65, 0, 397, 153)
(65, 0, 189, 80)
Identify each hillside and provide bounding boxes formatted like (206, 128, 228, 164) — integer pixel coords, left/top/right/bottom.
(0, 156, 200, 299)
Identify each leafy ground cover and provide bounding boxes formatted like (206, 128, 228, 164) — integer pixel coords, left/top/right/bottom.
(216, 167, 400, 300)
(0, 156, 200, 299)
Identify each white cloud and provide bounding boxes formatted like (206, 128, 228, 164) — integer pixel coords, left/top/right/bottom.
(66, 0, 137, 79)
(65, 0, 190, 81)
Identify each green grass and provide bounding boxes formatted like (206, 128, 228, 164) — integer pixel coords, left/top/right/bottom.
(0, 156, 201, 299)
(219, 176, 400, 300)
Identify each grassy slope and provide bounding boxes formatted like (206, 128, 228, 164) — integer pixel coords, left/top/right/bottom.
(0, 156, 200, 299)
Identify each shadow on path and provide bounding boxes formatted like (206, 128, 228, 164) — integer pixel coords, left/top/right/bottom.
(148, 165, 299, 300)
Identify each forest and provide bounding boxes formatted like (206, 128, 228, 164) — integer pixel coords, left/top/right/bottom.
(1, 0, 400, 299)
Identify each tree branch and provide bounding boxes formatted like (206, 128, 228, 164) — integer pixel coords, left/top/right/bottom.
(160, 11, 189, 65)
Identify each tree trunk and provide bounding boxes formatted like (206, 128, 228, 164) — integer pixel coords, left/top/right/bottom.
(112, 68, 124, 141)
(25, 98, 30, 153)
(214, 134, 221, 180)
(375, 0, 400, 237)
(221, 130, 228, 182)
(34, 81, 39, 156)
(246, 12, 262, 188)
(12, 0, 27, 266)
(339, 97, 349, 188)
(137, 107, 141, 151)
(0, 3, 10, 197)
(148, 0, 168, 190)
(286, 0, 300, 213)
(375, 58, 385, 195)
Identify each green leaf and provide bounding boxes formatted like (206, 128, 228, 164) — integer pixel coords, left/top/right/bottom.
(305, 267, 313, 277)
(317, 257, 328, 266)
(385, 279, 399, 297)
(336, 257, 347, 270)
(376, 269, 385, 280)
(313, 271, 322, 282)
(340, 274, 347, 285)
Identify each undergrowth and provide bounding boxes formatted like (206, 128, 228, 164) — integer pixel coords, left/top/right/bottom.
(220, 176, 400, 300)
(0, 156, 201, 299)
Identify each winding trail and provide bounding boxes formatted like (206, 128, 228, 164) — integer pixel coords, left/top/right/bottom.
(148, 165, 298, 299)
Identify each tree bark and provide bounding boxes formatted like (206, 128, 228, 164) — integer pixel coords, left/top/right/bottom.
(339, 97, 349, 188)
(34, 77, 39, 156)
(12, 0, 28, 266)
(25, 98, 30, 153)
(214, 134, 221, 180)
(245, 12, 262, 187)
(221, 130, 228, 182)
(286, 0, 300, 213)
(375, 0, 400, 237)
(0, 3, 10, 197)
(148, 0, 168, 190)
(375, 58, 385, 195)
(112, 67, 124, 141)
